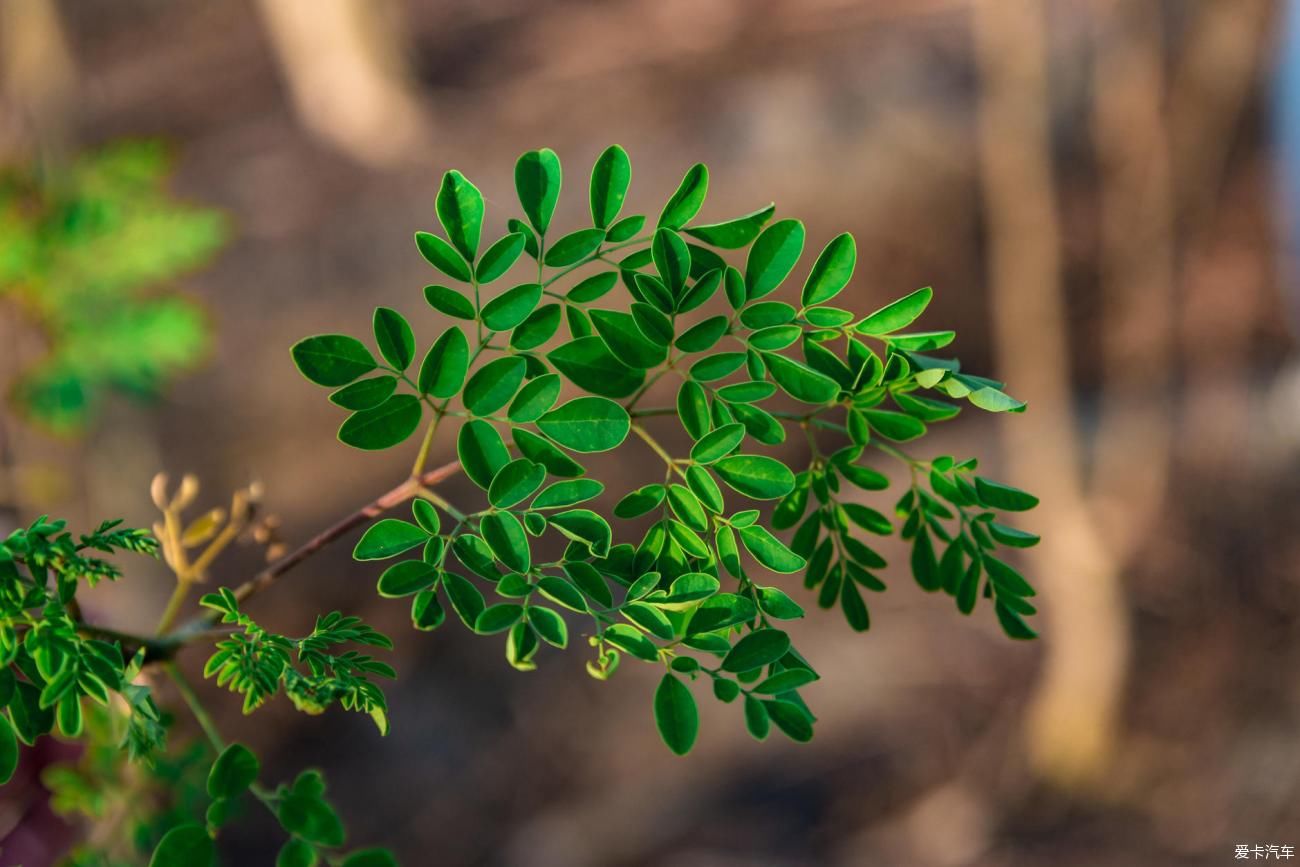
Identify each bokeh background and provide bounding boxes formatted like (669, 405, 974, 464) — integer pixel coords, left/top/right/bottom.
(2, 0, 1299, 864)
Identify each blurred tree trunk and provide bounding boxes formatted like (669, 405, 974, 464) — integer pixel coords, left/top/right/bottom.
(973, 0, 1272, 792)
(972, 0, 1130, 790)
(0, 0, 78, 162)
(254, 0, 433, 167)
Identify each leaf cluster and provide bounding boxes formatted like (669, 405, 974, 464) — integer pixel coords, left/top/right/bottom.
(200, 588, 395, 732)
(0, 141, 227, 433)
(292, 145, 1043, 755)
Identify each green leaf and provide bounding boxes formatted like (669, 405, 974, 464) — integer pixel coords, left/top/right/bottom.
(652, 228, 691, 297)
(291, 335, 377, 387)
(208, 743, 259, 799)
(457, 420, 510, 489)
(744, 694, 770, 740)
(653, 673, 699, 755)
(757, 586, 805, 620)
(548, 509, 612, 557)
(738, 525, 806, 573)
(675, 315, 729, 353)
(988, 522, 1040, 548)
(480, 511, 531, 572)
(0, 715, 17, 785)
(476, 232, 526, 283)
(754, 668, 818, 694)
(658, 163, 709, 230)
(511, 303, 562, 350)
(765, 353, 840, 404)
(801, 233, 856, 306)
(418, 326, 469, 399)
(565, 561, 613, 608)
(411, 590, 446, 631)
(475, 603, 524, 635)
(745, 219, 805, 299)
(544, 228, 605, 267)
(716, 381, 775, 403)
(690, 422, 745, 464)
(841, 579, 870, 632)
(856, 286, 932, 334)
(605, 623, 658, 660)
(684, 204, 775, 249)
(995, 602, 1037, 640)
(721, 628, 790, 673)
(488, 459, 546, 509)
(568, 271, 618, 303)
(688, 593, 757, 634)
(150, 824, 215, 867)
(665, 572, 721, 605)
(377, 560, 438, 598)
(464, 356, 526, 415)
(888, 331, 954, 351)
(631, 303, 673, 344)
(740, 300, 796, 328)
(984, 555, 1037, 597)
(341, 849, 398, 867)
(424, 284, 476, 320)
(590, 309, 668, 368)
(514, 427, 586, 477)
(765, 699, 814, 742)
(532, 478, 603, 509)
(508, 373, 561, 423)
(437, 170, 484, 261)
(614, 484, 666, 518)
(536, 397, 630, 452)
(677, 381, 710, 439)
(548, 337, 644, 398)
(666, 485, 708, 532)
(529, 606, 568, 648)
(277, 838, 317, 867)
(678, 269, 723, 313)
(330, 376, 397, 411)
(482, 283, 543, 331)
(279, 793, 345, 846)
(354, 518, 428, 560)
(863, 409, 926, 442)
(685, 465, 724, 513)
(713, 454, 796, 500)
(372, 307, 415, 371)
(443, 571, 487, 627)
(590, 144, 631, 229)
(537, 576, 588, 612)
(748, 324, 800, 351)
(968, 387, 1027, 413)
(515, 148, 562, 234)
(689, 352, 746, 382)
(415, 231, 471, 282)
(339, 394, 422, 450)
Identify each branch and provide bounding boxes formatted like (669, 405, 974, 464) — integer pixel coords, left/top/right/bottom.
(167, 456, 464, 645)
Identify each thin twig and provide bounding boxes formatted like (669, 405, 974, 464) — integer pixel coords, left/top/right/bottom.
(169, 457, 464, 643)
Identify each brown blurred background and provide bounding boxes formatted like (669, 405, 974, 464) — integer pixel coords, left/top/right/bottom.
(2, 0, 1299, 864)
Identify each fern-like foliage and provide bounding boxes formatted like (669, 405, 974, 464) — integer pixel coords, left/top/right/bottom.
(0, 141, 227, 433)
(200, 589, 395, 732)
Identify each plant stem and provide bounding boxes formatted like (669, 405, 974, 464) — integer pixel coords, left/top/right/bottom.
(154, 581, 191, 635)
(164, 661, 225, 751)
(168, 457, 465, 643)
(631, 424, 687, 481)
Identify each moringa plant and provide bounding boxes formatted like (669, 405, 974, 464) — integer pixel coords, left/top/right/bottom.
(0, 146, 1040, 866)
(0, 141, 226, 434)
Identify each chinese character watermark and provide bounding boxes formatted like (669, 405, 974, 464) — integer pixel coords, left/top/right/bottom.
(1236, 844, 1295, 859)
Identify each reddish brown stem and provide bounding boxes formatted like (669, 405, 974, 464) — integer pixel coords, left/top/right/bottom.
(167, 457, 463, 644)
